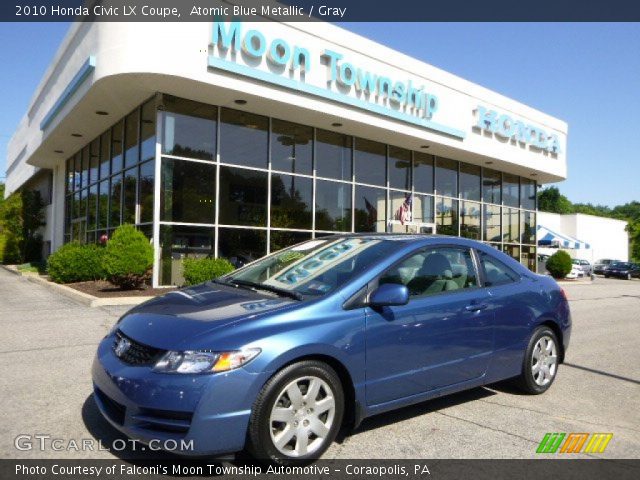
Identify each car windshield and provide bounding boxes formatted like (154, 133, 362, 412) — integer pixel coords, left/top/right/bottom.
(611, 262, 631, 268)
(219, 237, 401, 297)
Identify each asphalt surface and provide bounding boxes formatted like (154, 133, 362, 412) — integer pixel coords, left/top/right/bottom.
(0, 267, 638, 460)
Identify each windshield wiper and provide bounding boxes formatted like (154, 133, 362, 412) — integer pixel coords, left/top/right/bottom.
(227, 279, 304, 301)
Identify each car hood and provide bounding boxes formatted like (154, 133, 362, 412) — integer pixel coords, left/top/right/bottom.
(116, 282, 299, 350)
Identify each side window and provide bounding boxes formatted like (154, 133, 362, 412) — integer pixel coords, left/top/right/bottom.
(480, 252, 520, 287)
(379, 247, 478, 298)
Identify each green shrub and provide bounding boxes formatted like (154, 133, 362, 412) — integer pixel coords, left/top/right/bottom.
(47, 242, 106, 283)
(546, 250, 573, 279)
(104, 225, 153, 289)
(182, 257, 235, 286)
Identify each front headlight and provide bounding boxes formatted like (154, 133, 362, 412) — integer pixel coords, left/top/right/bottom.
(153, 348, 261, 374)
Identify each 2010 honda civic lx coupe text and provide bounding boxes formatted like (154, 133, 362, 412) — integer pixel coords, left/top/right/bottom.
(92, 235, 571, 463)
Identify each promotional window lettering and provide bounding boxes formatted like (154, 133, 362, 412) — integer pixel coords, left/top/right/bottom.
(0, 1, 638, 480)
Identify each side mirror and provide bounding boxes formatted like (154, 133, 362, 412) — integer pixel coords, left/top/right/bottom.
(369, 283, 409, 308)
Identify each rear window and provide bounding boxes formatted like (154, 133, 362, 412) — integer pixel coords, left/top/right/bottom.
(479, 252, 520, 287)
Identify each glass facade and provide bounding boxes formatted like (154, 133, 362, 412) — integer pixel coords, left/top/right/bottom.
(64, 94, 538, 286)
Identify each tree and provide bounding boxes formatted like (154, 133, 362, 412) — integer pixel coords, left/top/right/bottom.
(546, 250, 573, 279)
(537, 186, 573, 214)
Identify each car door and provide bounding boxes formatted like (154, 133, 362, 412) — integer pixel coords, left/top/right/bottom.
(364, 245, 494, 406)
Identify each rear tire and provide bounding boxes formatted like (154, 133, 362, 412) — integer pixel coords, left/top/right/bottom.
(247, 360, 344, 465)
(515, 326, 560, 394)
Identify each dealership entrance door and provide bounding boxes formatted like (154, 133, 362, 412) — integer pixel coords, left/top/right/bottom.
(388, 221, 436, 234)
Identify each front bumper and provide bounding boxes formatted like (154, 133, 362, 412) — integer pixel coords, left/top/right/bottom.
(91, 334, 269, 456)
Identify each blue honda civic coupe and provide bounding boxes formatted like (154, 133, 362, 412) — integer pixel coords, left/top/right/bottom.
(92, 235, 571, 463)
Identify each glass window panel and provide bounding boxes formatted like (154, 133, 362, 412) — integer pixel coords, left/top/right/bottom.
(81, 147, 90, 189)
(161, 158, 216, 224)
(110, 174, 122, 227)
(502, 207, 519, 243)
(72, 190, 81, 219)
(220, 108, 268, 168)
(124, 109, 140, 168)
(64, 195, 72, 236)
(435, 157, 458, 197)
(315, 179, 351, 231)
(160, 225, 215, 286)
(218, 227, 267, 269)
(414, 152, 434, 193)
(354, 138, 386, 186)
(482, 168, 501, 204)
(479, 251, 520, 286)
(162, 96, 217, 160)
(521, 210, 536, 245)
(414, 194, 434, 224)
(521, 178, 536, 210)
(66, 158, 74, 193)
(388, 146, 411, 190)
(87, 184, 98, 231)
(316, 129, 352, 181)
(483, 204, 501, 242)
(140, 99, 156, 162)
(355, 185, 386, 232)
(139, 160, 155, 224)
(89, 139, 100, 185)
(99, 130, 111, 180)
(460, 201, 481, 240)
(218, 166, 267, 226)
(122, 167, 137, 224)
(111, 120, 124, 174)
(435, 196, 458, 236)
(521, 245, 537, 272)
(271, 119, 312, 175)
(270, 231, 312, 253)
(460, 163, 481, 201)
(502, 244, 520, 263)
(73, 152, 82, 190)
(270, 173, 312, 229)
(388, 191, 413, 233)
(503, 173, 520, 207)
(98, 180, 109, 230)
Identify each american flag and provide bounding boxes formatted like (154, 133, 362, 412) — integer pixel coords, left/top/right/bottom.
(395, 193, 413, 225)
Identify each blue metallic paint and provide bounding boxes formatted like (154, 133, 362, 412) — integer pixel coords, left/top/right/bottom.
(92, 235, 571, 456)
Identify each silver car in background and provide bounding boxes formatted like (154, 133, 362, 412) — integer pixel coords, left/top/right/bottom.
(572, 259, 592, 276)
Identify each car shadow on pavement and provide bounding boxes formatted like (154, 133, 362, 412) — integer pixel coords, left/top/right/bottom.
(342, 386, 497, 441)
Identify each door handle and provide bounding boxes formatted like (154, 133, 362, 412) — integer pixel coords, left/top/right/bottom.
(465, 303, 488, 312)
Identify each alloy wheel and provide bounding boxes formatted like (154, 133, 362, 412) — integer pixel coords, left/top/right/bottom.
(269, 376, 336, 457)
(531, 335, 558, 386)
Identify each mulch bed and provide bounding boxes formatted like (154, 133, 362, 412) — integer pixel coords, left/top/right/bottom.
(66, 280, 176, 298)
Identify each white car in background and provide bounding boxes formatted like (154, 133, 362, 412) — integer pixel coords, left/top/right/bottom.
(565, 265, 585, 279)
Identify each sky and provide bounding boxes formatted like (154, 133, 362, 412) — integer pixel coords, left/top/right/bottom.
(1, 22, 638, 207)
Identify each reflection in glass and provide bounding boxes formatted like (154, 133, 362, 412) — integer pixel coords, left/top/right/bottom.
(98, 180, 109, 230)
(111, 121, 124, 174)
(160, 225, 215, 286)
(110, 174, 122, 227)
(436, 196, 458, 236)
(521, 210, 536, 244)
(139, 160, 154, 224)
(460, 201, 481, 240)
(503, 207, 519, 243)
(435, 157, 458, 197)
(270, 230, 312, 253)
(271, 173, 312, 229)
(521, 245, 537, 272)
(414, 194, 434, 224)
(503, 173, 520, 207)
(315, 179, 351, 231)
(219, 166, 267, 226)
(482, 169, 501, 204)
(123, 167, 137, 224)
(140, 99, 156, 162)
(124, 109, 139, 168)
(218, 227, 267, 268)
(483, 204, 501, 242)
(87, 184, 98, 231)
(355, 185, 386, 232)
(161, 158, 216, 224)
(316, 129, 352, 181)
(388, 146, 411, 190)
(460, 163, 481, 201)
(162, 96, 217, 160)
(220, 108, 268, 168)
(89, 139, 100, 185)
(355, 138, 386, 186)
(99, 130, 111, 180)
(414, 152, 434, 193)
(521, 178, 536, 210)
(81, 147, 89, 189)
(271, 119, 312, 175)
(503, 244, 520, 262)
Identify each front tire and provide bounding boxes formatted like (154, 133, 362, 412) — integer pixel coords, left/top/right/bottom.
(247, 360, 344, 465)
(516, 326, 560, 394)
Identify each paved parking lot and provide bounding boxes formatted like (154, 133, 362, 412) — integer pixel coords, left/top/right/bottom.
(0, 267, 638, 459)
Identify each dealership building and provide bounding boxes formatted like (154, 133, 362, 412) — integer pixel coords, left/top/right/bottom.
(5, 18, 568, 286)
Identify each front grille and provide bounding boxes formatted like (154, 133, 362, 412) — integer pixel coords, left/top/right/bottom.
(113, 330, 165, 366)
(95, 388, 126, 425)
(133, 407, 193, 434)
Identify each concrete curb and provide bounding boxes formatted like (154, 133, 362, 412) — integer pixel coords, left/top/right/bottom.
(1, 265, 153, 308)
